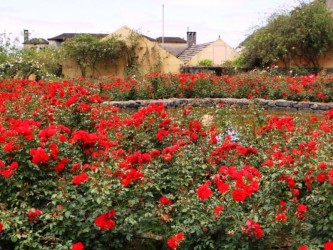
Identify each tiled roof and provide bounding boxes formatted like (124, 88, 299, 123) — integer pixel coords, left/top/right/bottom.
(23, 38, 49, 45)
(156, 37, 186, 43)
(142, 35, 156, 42)
(177, 42, 212, 63)
(48, 33, 108, 41)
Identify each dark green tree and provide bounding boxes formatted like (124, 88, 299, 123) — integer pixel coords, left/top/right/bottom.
(241, 0, 333, 73)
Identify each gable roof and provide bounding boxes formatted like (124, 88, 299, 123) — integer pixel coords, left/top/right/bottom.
(177, 42, 213, 63)
(142, 35, 156, 42)
(23, 38, 49, 45)
(48, 33, 108, 42)
(156, 37, 186, 43)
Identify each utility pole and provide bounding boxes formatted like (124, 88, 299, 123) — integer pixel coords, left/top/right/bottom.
(162, 4, 165, 49)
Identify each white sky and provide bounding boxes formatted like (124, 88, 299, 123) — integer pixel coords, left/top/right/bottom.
(1, 0, 307, 48)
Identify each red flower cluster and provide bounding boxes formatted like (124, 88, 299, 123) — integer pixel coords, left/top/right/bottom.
(117, 168, 143, 187)
(245, 219, 264, 239)
(274, 201, 288, 222)
(298, 245, 308, 250)
(30, 147, 50, 165)
(258, 116, 295, 134)
(159, 196, 173, 205)
(167, 232, 184, 249)
(214, 205, 224, 219)
(72, 173, 89, 186)
(295, 204, 307, 220)
(232, 189, 247, 202)
(213, 165, 260, 202)
(324, 241, 333, 250)
(71, 242, 84, 250)
(27, 209, 42, 222)
(197, 181, 213, 200)
(0, 161, 18, 178)
(94, 209, 116, 230)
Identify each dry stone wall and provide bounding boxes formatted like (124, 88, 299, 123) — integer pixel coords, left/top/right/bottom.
(105, 98, 333, 113)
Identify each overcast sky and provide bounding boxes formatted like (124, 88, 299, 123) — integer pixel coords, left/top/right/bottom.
(1, 0, 307, 48)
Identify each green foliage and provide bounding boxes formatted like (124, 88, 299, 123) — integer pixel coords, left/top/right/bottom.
(0, 77, 333, 249)
(241, 0, 333, 72)
(222, 56, 247, 68)
(0, 33, 62, 81)
(198, 59, 213, 66)
(98, 72, 333, 103)
(61, 34, 127, 77)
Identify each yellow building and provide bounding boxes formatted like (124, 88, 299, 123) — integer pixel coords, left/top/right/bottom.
(103, 26, 184, 76)
(61, 26, 184, 79)
(60, 26, 238, 79)
(178, 34, 238, 66)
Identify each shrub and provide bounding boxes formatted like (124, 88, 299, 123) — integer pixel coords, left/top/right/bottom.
(0, 77, 333, 249)
(198, 59, 213, 67)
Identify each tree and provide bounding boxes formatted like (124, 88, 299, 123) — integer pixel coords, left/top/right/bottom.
(61, 34, 127, 77)
(241, 0, 333, 73)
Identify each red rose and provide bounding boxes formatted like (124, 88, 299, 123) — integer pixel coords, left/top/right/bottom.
(71, 242, 84, 250)
(95, 209, 116, 230)
(274, 213, 287, 222)
(159, 196, 173, 205)
(214, 206, 224, 218)
(324, 241, 333, 250)
(297, 204, 307, 213)
(30, 147, 50, 164)
(167, 232, 184, 249)
(72, 173, 89, 186)
(27, 209, 42, 222)
(167, 238, 179, 249)
(317, 172, 327, 183)
(197, 181, 213, 200)
(232, 189, 247, 202)
(298, 245, 308, 250)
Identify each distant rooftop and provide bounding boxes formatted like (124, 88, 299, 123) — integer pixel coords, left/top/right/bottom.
(48, 33, 108, 41)
(177, 42, 213, 63)
(23, 38, 49, 45)
(156, 37, 187, 43)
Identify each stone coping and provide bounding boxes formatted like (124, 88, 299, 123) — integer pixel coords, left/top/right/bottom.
(104, 98, 333, 113)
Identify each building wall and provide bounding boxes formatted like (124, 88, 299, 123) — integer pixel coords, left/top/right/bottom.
(108, 26, 184, 74)
(187, 39, 238, 66)
(48, 40, 62, 47)
(62, 58, 127, 79)
(319, 52, 333, 68)
(62, 26, 184, 79)
(276, 51, 333, 69)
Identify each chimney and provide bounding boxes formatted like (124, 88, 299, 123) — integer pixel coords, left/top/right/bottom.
(187, 31, 196, 48)
(24, 29, 29, 43)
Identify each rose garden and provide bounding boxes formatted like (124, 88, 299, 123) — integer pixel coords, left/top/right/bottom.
(0, 72, 332, 249)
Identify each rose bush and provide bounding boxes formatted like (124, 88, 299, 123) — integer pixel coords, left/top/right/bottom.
(0, 75, 332, 249)
(99, 72, 333, 102)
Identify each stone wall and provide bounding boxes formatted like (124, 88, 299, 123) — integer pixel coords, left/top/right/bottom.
(104, 98, 333, 113)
